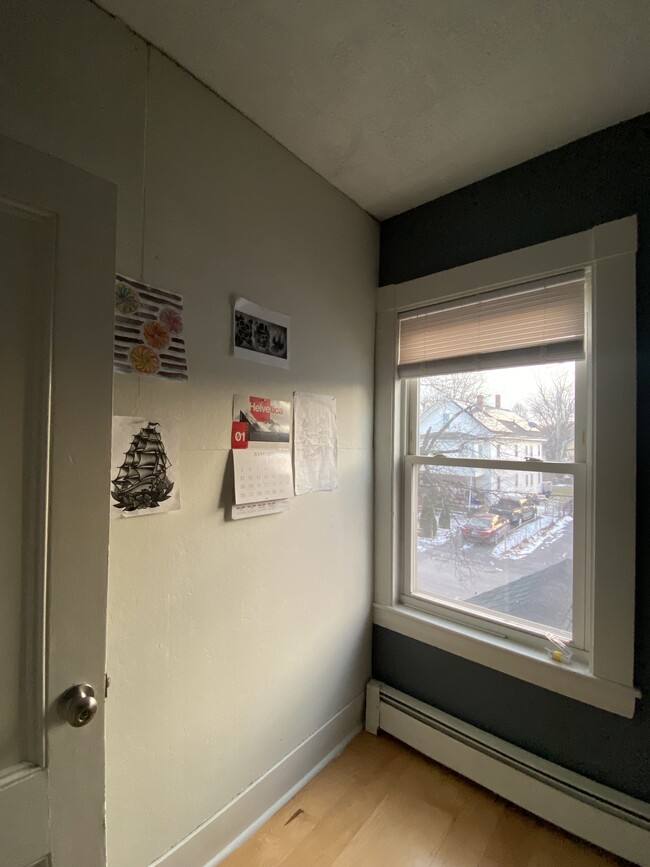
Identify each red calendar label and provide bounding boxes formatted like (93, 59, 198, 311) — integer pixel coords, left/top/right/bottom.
(231, 421, 249, 449)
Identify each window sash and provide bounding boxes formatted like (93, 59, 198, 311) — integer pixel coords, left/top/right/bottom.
(403, 454, 587, 650)
(398, 270, 586, 379)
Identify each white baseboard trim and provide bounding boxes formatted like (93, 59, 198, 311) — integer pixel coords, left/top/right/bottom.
(367, 680, 650, 867)
(150, 692, 365, 867)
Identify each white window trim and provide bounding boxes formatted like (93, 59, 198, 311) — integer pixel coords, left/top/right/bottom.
(374, 216, 640, 718)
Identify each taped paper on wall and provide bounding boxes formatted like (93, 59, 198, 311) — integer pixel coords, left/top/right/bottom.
(232, 394, 291, 443)
(114, 275, 188, 380)
(110, 416, 180, 518)
(233, 297, 289, 369)
(293, 392, 337, 495)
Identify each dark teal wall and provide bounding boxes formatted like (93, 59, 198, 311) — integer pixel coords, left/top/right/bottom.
(375, 113, 650, 801)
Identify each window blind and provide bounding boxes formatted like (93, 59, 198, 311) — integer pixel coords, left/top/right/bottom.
(397, 270, 586, 379)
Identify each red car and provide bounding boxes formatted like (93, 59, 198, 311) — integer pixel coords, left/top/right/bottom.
(461, 512, 510, 544)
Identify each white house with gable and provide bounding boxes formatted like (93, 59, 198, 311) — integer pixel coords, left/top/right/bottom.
(419, 395, 547, 502)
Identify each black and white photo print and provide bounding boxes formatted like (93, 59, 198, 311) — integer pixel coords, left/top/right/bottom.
(233, 297, 289, 369)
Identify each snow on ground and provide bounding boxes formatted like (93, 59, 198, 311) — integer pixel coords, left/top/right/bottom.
(417, 515, 573, 561)
(417, 529, 454, 552)
(495, 516, 573, 560)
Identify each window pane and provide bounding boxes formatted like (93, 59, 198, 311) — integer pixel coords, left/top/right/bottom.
(418, 362, 575, 462)
(415, 465, 574, 636)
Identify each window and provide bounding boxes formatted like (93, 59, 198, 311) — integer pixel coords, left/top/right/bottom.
(374, 218, 638, 717)
(405, 271, 586, 644)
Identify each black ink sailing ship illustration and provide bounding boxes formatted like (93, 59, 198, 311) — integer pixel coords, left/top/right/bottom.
(112, 422, 174, 511)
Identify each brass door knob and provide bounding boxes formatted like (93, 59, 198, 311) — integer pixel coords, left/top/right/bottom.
(57, 684, 98, 727)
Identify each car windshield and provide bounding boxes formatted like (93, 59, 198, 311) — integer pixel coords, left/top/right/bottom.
(498, 499, 520, 508)
(468, 517, 492, 528)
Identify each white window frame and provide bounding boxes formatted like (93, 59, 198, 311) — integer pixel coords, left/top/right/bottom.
(374, 217, 640, 717)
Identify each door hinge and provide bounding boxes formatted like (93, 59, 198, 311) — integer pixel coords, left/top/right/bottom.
(104, 673, 111, 698)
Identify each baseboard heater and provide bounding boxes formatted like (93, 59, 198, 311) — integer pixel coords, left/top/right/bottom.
(365, 680, 650, 867)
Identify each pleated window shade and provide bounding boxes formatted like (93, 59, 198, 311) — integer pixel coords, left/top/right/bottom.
(398, 270, 586, 379)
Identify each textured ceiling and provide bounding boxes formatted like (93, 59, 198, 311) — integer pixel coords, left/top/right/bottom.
(95, 0, 650, 219)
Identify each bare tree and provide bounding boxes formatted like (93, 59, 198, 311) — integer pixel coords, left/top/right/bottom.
(511, 401, 528, 419)
(419, 371, 488, 415)
(526, 370, 575, 462)
(420, 400, 482, 456)
(417, 470, 496, 593)
(419, 373, 489, 459)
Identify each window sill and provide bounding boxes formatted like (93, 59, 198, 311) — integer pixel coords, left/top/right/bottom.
(373, 602, 640, 718)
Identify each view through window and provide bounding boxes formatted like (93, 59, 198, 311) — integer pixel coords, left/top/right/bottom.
(412, 362, 576, 638)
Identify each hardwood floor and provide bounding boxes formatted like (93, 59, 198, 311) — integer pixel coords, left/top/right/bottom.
(222, 732, 634, 867)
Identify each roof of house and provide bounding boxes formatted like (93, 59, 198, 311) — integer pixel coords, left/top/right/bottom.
(467, 560, 572, 633)
(421, 397, 544, 440)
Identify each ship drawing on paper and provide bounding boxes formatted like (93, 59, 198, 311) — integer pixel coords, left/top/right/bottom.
(111, 422, 174, 512)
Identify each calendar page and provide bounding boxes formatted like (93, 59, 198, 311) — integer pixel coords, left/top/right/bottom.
(233, 447, 294, 504)
(231, 498, 290, 520)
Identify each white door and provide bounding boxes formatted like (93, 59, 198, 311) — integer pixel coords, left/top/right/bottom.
(0, 134, 116, 866)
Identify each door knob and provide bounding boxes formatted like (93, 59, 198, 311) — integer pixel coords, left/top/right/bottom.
(57, 683, 98, 727)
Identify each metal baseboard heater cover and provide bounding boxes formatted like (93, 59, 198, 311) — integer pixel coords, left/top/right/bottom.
(366, 680, 650, 867)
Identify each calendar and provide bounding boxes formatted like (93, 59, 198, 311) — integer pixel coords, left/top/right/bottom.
(233, 448, 293, 504)
(231, 498, 290, 520)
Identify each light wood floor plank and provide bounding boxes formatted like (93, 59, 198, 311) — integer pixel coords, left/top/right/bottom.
(223, 732, 634, 867)
(276, 749, 410, 867)
(330, 752, 456, 867)
(477, 806, 544, 867)
(223, 734, 405, 867)
(428, 785, 505, 866)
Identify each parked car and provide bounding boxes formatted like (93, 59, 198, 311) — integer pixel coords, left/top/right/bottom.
(489, 496, 537, 525)
(461, 512, 510, 544)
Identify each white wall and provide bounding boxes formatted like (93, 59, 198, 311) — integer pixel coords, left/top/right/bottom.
(0, 2, 378, 864)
